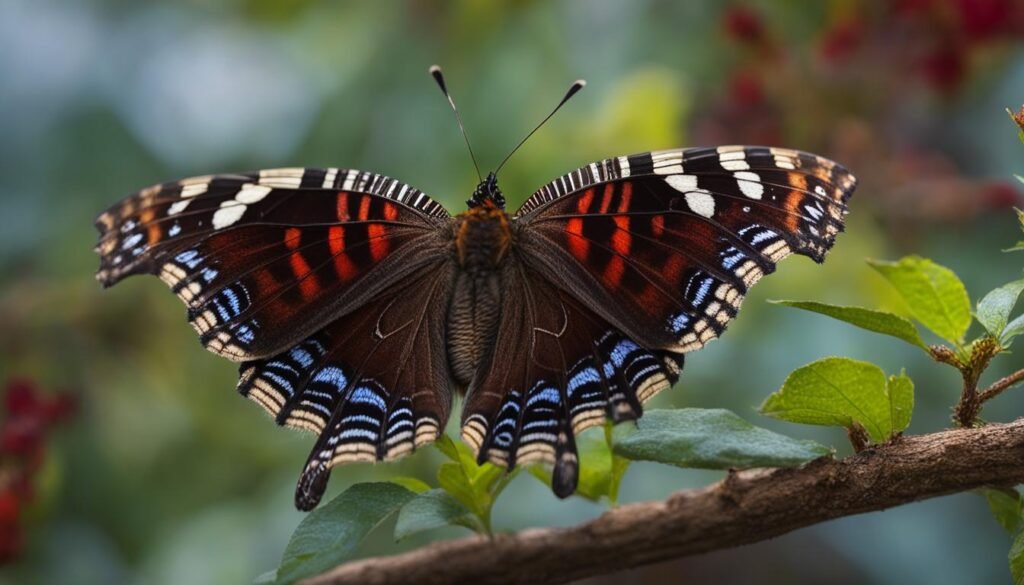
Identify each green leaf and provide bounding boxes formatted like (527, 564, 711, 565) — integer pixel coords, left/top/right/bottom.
(436, 462, 481, 519)
(253, 570, 277, 585)
(772, 300, 928, 350)
(760, 357, 915, 443)
(1012, 530, 1024, 584)
(981, 488, 1023, 535)
(388, 476, 432, 494)
(433, 432, 517, 535)
(528, 430, 614, 503)
(612, 408, 831, 469)
(888, 371, 914, 434)
(977, 279, 1024, 337)
(394, 489, 477, 540)
(1004, 313, 1024, 345)
(433, 433, 463, 462)
(274, 482, 416, 585)
(1007, 208, 1024, 252)
(868, 256, 972, 344)
(608, 455, 630, 507)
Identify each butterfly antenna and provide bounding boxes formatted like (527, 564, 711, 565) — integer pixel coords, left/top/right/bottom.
(430, 65, 482, 183)
(495, 79, 586, 175)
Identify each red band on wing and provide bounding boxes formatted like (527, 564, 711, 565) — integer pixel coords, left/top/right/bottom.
(328, 226, 358, 281)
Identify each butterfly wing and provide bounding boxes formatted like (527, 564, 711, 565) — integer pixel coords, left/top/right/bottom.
(95, 168, 456, 509)
(95, 168, 449, 361)
(240, 261, 455, 510)
(515, 146, 856, 354)
(461, 146, 856, 496)
(460, 258, 684, 497)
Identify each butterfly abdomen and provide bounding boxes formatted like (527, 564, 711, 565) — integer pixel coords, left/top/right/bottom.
(447, 204, 513, 386)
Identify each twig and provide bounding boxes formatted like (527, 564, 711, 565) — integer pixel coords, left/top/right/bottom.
(301, 419, 1024, 585)
(979, 368, 1024, 403)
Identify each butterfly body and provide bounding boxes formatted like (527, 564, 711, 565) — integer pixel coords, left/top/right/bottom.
(95, 146, 856, 510)
(449, 200, 512, 385)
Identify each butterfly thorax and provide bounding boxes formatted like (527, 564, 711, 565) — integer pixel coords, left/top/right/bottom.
(453, 199, 511, 271)
(448, 198, 512, 387)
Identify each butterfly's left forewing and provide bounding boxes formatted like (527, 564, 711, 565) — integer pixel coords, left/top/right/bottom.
(95, 168, 449, 361)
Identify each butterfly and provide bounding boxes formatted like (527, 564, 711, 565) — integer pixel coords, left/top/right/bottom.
(94, 67, 856, 511)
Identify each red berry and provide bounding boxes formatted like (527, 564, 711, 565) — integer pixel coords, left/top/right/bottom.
(921, 46, 965, 91)
(955, 0, 1011, 41)
(4, 380, 39, 418)
(0, 491, 19, 525)
(0, 419, 44, 457)
(723, 6, 764, 44)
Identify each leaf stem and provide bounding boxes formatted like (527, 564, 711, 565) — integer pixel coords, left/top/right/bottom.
(846, 423, 870, 452)
(935, 337, 1002, 427)
(978, 368, 1024, 404)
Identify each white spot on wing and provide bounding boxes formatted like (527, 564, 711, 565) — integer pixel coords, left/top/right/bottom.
(685, 190, 715, 218)
(665, 174, 699, 193)
(180, 183, 209, 198)
(167, 200, 191, 215)
(212, 203, 246, 229)
(734, 171, 764, 199)
(236, 184, 272, 204)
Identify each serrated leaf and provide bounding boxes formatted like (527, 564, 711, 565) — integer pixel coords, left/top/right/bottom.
(388, 476, 432, 494)
(772, 300, 928, 350)
(612, 408, 831, 469)
(760, 357, 914, 443)
(1012, 529, 1024, 584)
(981, 488, 1023, 535)
(274, 482, 416, 585)
(394, 489, 477, 540)
(868, 256, 971, 343)
(977, 279, 1024, 337)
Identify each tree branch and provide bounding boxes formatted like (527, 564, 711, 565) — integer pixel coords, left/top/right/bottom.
(979, 368, 1024, 403)
(301, 419, 1024, 585)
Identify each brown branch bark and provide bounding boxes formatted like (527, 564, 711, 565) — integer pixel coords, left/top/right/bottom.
(301, 419, 1024, 585)
(979, 368, 1024, 403)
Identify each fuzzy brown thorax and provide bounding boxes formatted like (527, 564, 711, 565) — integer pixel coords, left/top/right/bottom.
(453, 201, 512, 272)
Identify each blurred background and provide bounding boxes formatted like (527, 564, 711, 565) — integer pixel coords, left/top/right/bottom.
(2, 0, 1024, 583)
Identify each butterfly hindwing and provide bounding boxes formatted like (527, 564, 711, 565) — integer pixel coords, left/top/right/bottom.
(95, 168, 450, 361)
(460, 259, 684, 497)
(237, 263, 456, 510)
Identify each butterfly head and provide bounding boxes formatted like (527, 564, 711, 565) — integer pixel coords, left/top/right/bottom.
(468, 172, 505, 209)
